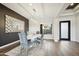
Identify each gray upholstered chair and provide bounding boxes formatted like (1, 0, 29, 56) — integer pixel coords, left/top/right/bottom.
(18, 32, 32, 56)
(18, 32, 43, 55)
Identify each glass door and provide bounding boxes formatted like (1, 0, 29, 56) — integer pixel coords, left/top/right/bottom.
(59, 21, 70, 41)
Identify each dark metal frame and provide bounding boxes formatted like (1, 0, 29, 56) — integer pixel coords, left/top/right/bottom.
(59, 21, 71, 41)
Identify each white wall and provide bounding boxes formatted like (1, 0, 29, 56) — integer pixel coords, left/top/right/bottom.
(29, 9, 79, 42)
(53, 15, 76, 41)
(29, 19, 40, 34)
(29, 19, 53, 39)
(75, 13, 79, 42)
(29, 15, 79, 42)
(29, 14, 79, 42)
(43, 34, 53, 39)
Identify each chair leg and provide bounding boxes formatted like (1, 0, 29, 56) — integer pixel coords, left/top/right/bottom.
(23, 48, 28, 56)
(39, 40, 43, 49)
(19, 47, 28, 56)
(19, 47, 24, 56)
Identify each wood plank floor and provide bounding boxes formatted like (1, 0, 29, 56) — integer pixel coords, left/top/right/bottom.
(0, 53, 7, 56)
(3, 40, 79, 56)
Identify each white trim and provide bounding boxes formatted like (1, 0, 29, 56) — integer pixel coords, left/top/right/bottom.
(0, 40, 20, 49)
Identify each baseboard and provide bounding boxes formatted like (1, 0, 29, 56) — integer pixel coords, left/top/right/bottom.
(0, 40, 20, 53)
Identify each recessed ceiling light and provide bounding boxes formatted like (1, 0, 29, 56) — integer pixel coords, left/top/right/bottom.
(28, 3, 32, 6)
(33, 8, 36, 12)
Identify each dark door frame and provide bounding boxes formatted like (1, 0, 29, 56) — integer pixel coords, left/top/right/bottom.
(40, 24, 43, 34)
(59, 21, 71, 41)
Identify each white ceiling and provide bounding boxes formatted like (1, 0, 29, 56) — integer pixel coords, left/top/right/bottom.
(2, 3, 65, 24)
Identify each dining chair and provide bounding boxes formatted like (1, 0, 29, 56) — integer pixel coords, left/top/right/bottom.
(18, 32, 43, 55)
(18, 32, 32, 56)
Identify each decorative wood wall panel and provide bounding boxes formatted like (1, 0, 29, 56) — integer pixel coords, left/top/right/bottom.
(0, 4, 29, 46)
(5, 15, 25, 33)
